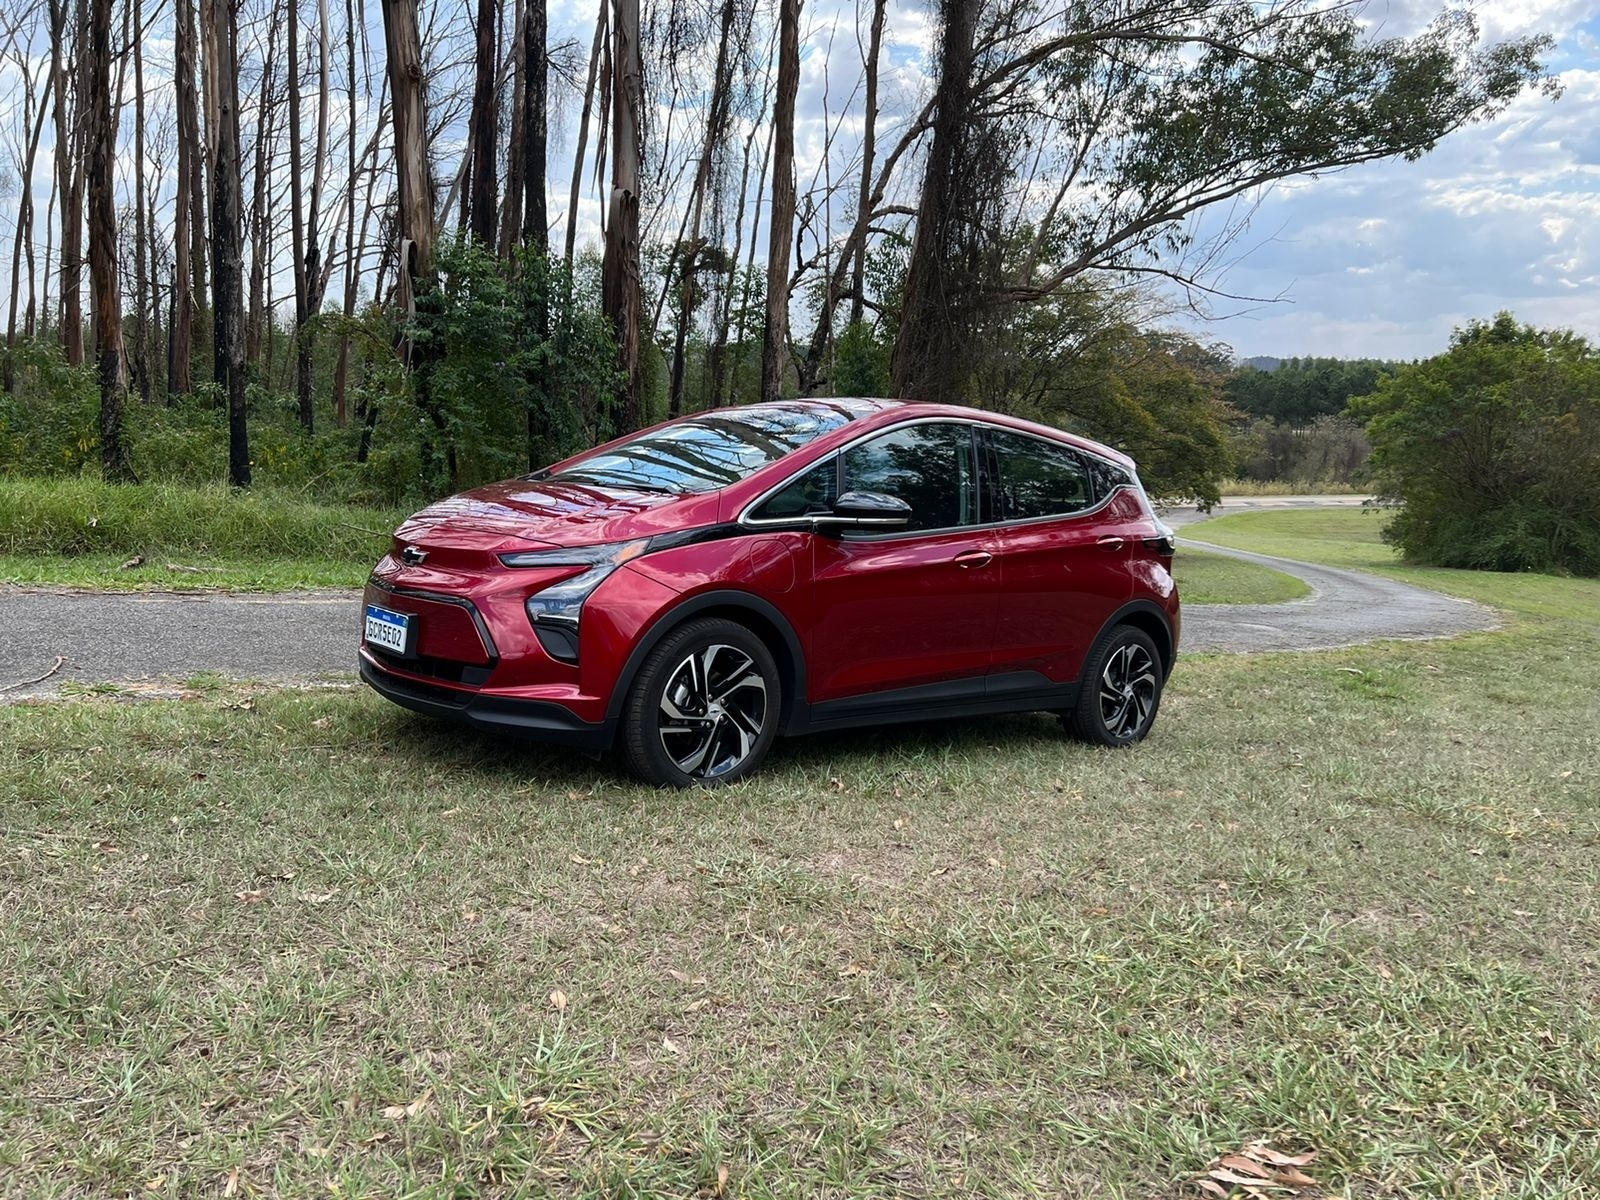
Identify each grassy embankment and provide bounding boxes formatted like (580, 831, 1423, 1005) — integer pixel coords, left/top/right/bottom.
(2, 509, 1597, 1196)
(0, 478, 407, 591)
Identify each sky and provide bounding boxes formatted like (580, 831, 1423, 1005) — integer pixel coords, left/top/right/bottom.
(1170, 1, 1600, 362)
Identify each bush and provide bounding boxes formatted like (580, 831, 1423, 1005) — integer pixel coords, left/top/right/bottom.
(1352, 313, 1600, 575)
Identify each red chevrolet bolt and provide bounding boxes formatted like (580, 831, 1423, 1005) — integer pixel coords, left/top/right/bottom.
(359, 399, 1179, 785)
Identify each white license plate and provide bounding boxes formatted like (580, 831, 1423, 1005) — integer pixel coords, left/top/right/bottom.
(365, 604, 413, 655)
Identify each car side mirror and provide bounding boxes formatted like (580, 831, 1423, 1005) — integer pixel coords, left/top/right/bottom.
(813, 490, 912, 532)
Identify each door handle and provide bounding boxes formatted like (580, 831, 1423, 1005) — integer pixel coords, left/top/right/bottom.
(1096, 536, 1126, 552)
(954, 550, 993, 569)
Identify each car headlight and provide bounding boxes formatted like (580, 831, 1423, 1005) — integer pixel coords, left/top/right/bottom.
(499, 539, 650, 662)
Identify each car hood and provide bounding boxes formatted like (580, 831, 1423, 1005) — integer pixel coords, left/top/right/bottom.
(393, 478, 724, 554)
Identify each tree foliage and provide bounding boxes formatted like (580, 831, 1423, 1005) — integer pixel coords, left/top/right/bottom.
(1226, 357, 1401, 425)
(1353, 313, 1600, 575)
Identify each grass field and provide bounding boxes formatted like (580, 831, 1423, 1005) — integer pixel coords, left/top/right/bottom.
(3, 513, 1599, 1198)
(1172, 547, 1309, 605)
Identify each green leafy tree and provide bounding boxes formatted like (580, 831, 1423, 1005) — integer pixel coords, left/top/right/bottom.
(1226, 358, 1402, 425)
(1352, 313, 1600, 575)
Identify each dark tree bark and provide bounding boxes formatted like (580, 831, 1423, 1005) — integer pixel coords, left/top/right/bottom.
(201, 0, 250, 486)
(130, 0, 151, 402)
(171, 0, 201, 396)
(382, 0, 455, 490)
(761, 0, 801, 404)
(466, 0, 499, 247)
(890, 0, 980, 403)
(601, 0, 644, 432)
(520, 0, 547, 248)
(84, 0, 129, 479)
(499, 0, 525, 257)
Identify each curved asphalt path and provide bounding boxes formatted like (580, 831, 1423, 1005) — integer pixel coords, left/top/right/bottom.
(0, 497, 1497, 698)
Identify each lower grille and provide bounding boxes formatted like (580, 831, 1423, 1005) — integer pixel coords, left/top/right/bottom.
(369, 648, 493, 688)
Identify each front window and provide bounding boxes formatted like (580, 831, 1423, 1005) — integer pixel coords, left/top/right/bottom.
(548, 404, 862, 494)
(842, 422, 976, 532)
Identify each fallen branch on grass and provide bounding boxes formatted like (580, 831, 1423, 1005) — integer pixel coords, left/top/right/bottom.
(0, 655, 67, 693)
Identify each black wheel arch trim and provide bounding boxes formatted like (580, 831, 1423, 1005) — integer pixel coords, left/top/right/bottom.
(1093, 598, 1177, 678)
(604, 589, 810, 734)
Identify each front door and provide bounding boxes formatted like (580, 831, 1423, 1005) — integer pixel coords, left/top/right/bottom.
(807, 422, 1000, 704)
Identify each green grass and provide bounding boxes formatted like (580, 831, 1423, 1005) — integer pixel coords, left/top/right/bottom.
(1192, 508, 1600, 621)
(3, 512, 1599, 1197)
(0, 478, 405, 590)
(1172, 547, 1310, 605)
(0, 553, 371, 592)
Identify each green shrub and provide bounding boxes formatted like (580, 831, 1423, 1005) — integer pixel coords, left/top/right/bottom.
(1352, 313, 1600, 576)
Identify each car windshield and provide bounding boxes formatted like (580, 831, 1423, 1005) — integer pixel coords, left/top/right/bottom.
(548, 403, 866, 494)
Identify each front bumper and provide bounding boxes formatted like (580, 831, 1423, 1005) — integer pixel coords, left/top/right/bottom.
(359, 651, 615, 751)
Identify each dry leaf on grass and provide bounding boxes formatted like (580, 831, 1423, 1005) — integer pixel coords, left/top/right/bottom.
(234, 890, 262, 904)
(549, 989, 569, 1012)
(382, 1088, 434, 1120)
(1198, 1142, 1319, 1197)
(662, 1036, 684, 1056)
(222, 1167, 240, 1196)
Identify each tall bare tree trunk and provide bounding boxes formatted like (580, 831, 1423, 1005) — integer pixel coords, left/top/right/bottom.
(289, 0, 332, 431)
(202, 0, 251, 486)
(332, 0, 360, 426)
(850, 0, 886, 328)
(5, 58, 48, 394)
(602, 0, 644, 432)
(246, 2, 281, 368)
(48, 0, 85, 366)
(499, 0, 525, 257)
(761, 0, 801, 404)
(564, 0, 606, 268)
(171, 0, 200, 396)
(521, 0, 547, 247)
(467, 0, 499, 247)
(382, 0, 453, 490)
(667, 0, 736, 417)
(129, 0, 151, 402)
(85, 0, 129, 479)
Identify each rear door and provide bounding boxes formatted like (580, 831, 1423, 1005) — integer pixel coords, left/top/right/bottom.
(806, 421, 1001, 704)
(985, 428, 1134, 686)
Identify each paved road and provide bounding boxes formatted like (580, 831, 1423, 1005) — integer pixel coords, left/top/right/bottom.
(0, 496, 1496, 697)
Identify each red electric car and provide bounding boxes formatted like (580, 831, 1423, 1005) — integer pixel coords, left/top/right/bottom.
(359, 399, 1179, 785)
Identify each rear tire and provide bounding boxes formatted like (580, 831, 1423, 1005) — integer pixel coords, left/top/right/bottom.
(620, 618, 781, 787)
(1064, 625, 1164, 747)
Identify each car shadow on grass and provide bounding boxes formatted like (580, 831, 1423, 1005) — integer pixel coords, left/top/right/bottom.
(374, 707, 1078, 790)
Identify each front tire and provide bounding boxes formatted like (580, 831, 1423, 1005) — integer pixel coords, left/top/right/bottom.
(620, 617, 781, 787)
(1064, 625, 1164, 747)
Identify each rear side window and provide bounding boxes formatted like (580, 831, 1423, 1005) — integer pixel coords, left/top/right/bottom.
(842, 423, 975, 532)
(990, 429, 1092, 520)
(1086, 454, 1134, 501)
